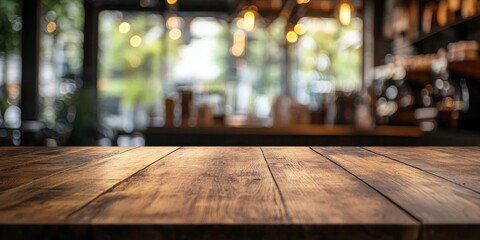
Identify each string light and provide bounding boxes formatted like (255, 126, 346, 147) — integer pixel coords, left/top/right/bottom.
(231, 30, 246, 57)
(286, 30, 298, 43)
(243, 10, 255, 32)
(297, 0, 310, 4)
(129, 55, 142, 68)
(294, 23, 306, 35)
(130, 35, 142, 47)
(236, 18, 244, 29)
(118, 22, 131, 34)
(339, 1, 353, 26)
(169, 28, 182, 40)
(166, 16, 182, 29)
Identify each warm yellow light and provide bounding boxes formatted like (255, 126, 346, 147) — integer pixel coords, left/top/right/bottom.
(236, 18, 244, 29)
(230, 45, 245, 57)
(448, 0, 460, 12)
(294, 23, 306, 35)
(46, 21, 57, 34)
(118, 22, 131, 34)
(166, 0, 177, 5)
(286, 30, 298, 43)
(296, 0, 310, 4)
(231, 30, 246, 57)
(233, 30, 246, 43)
(129, 55, 142, 68)
(437, 1, 448, 26)
(166, 16, 181, 29)
(130, 35, 142, 47)
(243, 10, 255, 32)
(339, 2, 353, 26)
(169, 28, 182, 40)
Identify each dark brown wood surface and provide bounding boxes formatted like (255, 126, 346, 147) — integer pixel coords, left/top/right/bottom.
(0, 147, 178, 222)
(0, 147, 134, 193)
(313, 147, 480, 240)
(0, 146, 479, 240)
(70, 147, 287, 224)
(365, 147, 480, 193)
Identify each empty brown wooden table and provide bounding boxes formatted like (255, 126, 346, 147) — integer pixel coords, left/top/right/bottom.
(0, 147, 479, 239)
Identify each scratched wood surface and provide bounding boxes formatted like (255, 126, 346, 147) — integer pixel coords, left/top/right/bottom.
(70, 147, 287, 224)
(0, 147, 178, 222)
(0, 147, 134, 193)
(365, 147, 480, 193)
(312, 147, 480, 240)
(0, 146, 479, 240)
(261, 147, 419, 239)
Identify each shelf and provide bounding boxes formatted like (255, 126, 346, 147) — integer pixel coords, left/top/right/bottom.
(405, 69, 431, 86)
(412, 14, 480, 46)
(448, 59, 480, 80)
(403, 59, 480, 86)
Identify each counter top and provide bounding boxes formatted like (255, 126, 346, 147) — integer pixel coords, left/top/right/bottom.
(0, 146, 479, 239)
(144, 125, 423, 145)
(146, 125, 423, 136)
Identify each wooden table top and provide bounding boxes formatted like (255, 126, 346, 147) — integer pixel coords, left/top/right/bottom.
(0, 147, 479, 239)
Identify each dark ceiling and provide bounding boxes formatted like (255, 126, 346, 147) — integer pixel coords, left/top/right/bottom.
(95, 0, 363, 23)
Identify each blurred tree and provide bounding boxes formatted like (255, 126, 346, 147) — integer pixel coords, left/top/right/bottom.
(0, 0, 21, 116)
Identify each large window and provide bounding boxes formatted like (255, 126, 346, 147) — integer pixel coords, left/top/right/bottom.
(294, 17, 363, 110)
(164, 17, 228, 126)
(98, 11, 164, 132)
(39, 0, 84, 145)
(0, 0, 22, 133)
(97, 13, 364, 134)
(98, 13, 229, 132)
(227, 16, 284, 125)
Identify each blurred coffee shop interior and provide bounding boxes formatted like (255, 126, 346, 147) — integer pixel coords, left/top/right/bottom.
(1, 0, 480, 146)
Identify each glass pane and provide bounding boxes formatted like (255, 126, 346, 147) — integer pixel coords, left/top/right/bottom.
(295, 17, 363, 110)
(0, 0, 22, 145)
(226, 16, 283, 126)
(39, 0, 84, 146)
(163, 17, 228, 127)
(98, 11, 164, 132)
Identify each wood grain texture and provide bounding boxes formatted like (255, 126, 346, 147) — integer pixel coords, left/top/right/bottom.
(262, 147, 419, 239)
(0, 146, 479, 240)
(312, 147, 480, 240)
(366, 147, 480, 193)
(0, 147, 179, 223)
(70, 147, 287, 224)
(0, 147, 134, 193)
(0, 147, 50, 158)
(0, 147, 90, 171)
(425, 147, 480, 163)
(262, 147, 416, 224)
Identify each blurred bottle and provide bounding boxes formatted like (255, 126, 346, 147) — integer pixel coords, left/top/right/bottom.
(164, 97, 176, 127)
(430, 50, 469, 128)
(373, 56, 416, 125)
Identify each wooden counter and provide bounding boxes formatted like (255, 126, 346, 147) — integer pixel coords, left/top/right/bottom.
(0, 147, 479, 239)
(145, 125, 423, 145)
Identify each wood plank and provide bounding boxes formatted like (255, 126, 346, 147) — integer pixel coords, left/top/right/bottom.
(426, 147, 480, 163)
(0, 147, 134, 193)
(0, 147, 179, 223)
(70, 147, 286, 225)
(0, 147, 93, 171)
(0, 147, 50, 158)
(262, 147, 419, 239)
(366, 147, 480, 193)
(313, 147, 480, 240)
